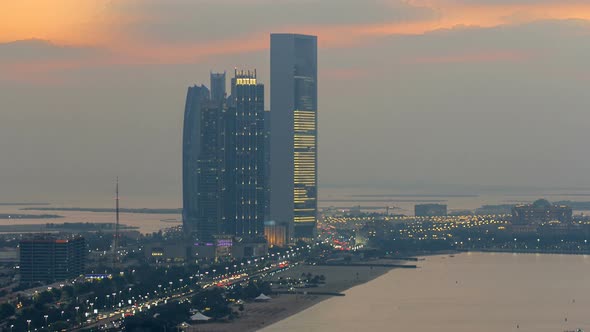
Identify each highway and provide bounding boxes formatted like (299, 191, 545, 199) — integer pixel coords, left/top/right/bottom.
(71, 245, 315, 331)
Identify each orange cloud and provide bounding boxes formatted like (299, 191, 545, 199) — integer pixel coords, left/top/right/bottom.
(5, 0, 590, 50)
(0, 0, 136, 45)
(401, 1, 590, 27)
(4, 0, 590, 83)
(0, 0, 106, 42)
(408, 50, 532, 64)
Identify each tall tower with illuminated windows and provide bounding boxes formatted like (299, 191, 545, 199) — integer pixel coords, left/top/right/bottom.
(225, 70, 266, 238)
(183, 70, 266, 242)
(270, 33, 318, 239)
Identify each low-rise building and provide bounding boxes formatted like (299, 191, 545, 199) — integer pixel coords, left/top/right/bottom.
(415, 204, 447, 217)
(264, 221, 288, 248)
(19, 235, 85, 285)
(512, 199, 572, 225)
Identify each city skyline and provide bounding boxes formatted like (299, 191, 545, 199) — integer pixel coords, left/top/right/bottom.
(3, 1, 590, 204)
(3, 2, 590, 331)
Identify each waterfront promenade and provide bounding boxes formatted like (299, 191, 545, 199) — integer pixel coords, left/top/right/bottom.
(458, 248, 590, 255)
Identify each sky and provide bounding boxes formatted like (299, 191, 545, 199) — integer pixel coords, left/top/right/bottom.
(2, 0, 590, 206)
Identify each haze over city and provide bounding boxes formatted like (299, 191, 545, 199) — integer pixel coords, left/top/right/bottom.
(2, 0, 590, 204)
(4, 2, 590, 332)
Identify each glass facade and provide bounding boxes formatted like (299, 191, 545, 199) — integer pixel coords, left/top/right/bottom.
(182, 85, 210, 236)
(183, 71, 266, 241)
(293, 109, 317, 224)
(196, 100, 225, 241)
(270, 33, 318, 238)
(19, 236, 85, 284)
(225, 70, 266, 238)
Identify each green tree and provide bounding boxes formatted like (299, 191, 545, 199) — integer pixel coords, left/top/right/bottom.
(51, 321, 70, 331)
(35, 291, 55, 306)
(191, 288, 230, 319)
(62, 285, 74, 299)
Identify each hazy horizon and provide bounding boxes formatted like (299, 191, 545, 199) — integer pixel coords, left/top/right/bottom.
(3, 1, 590, 204)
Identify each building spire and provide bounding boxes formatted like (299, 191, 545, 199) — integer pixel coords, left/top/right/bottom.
(114, 177, 120, 269)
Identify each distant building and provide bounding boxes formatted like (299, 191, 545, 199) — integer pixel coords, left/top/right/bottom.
(224, 70, 266, 238)
(512, 199, 572, 225)
(264, 221, 288, 248)
(182, 70, 267, 246)
(195, 84, 226, 242)
(210, 71, 226, 103)
(182, 84, 210, 237)
(19, 235, 85, 284)
(231, 238, 268, 259)
(270, 33, 318, 239)
(263, 110, 271, 220)
(415, 204, 447, 217)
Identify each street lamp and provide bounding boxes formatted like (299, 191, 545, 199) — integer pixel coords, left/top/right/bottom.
(26, 319, 31, 332)
(44, 315, 48, 327)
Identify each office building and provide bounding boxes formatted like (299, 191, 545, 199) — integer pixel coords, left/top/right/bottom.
(225, 70, 266, 238)
(19, 235, 85, 284)
(264, 221, 288, 248)
(263, 110, 271, 220)
(182, 84, 210, 236)
(210, 71, 226, 103)
(182, 70, 267, 243)
(512, 199, 572, 225)
(415, 204, 448, 217)
(270, 33, 318, 239)
(195, 91, 226, 241)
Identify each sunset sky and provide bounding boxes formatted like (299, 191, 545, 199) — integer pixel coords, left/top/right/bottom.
(2, 0, 590, 205)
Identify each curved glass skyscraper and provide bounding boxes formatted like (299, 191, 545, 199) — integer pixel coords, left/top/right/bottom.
(182, 84, 210, 237)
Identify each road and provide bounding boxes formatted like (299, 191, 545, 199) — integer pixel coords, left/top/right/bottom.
(72, 247, 313, 331)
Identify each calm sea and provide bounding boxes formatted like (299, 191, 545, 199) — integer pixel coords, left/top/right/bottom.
(2, 186, 590, 233)
(262, 253, 590, 332)
(320, 187, 590, 214)
(0, 207, 180, 234)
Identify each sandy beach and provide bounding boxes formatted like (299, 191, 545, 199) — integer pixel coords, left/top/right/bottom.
(184, 263, 398, 331)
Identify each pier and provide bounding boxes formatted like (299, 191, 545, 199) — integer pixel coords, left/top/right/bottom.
(275, 290, 346, 296)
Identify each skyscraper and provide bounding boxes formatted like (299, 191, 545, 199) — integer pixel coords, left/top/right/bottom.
(182, 70, 266, 241)
(225, 70, 266, 238)
(270, 33, 318, 239)
(195, 92, 226, 241)
(182, 84, 210, 236)
(210, 71, 226, 103)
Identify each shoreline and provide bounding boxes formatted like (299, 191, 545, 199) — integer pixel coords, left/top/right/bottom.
(184, 250, 589, 332)
(457, 248, 590, 255)
(188, 263, 400, 332)
(249, 252, 590, 332)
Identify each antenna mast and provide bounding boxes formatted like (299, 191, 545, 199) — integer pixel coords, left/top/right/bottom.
(114, 177, 120, 268)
